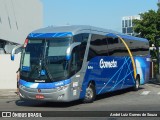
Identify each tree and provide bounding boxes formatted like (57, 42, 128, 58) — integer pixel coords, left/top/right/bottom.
(133, 10, 158, 46)
(133, 3, 160, 74)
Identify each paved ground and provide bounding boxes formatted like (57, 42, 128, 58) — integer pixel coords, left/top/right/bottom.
(0, 79, 159, 98)
(0, 80, 160, 120)
(0, 89, 17, 98)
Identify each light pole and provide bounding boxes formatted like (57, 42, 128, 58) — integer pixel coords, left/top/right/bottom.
(157, 38, 160, 74)
(155, 37, 160, 80)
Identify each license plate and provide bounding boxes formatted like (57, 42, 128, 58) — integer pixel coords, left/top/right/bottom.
(35, 94, 44, 99)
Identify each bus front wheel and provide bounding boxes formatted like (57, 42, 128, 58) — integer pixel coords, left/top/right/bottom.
(83, 83, 96, 103)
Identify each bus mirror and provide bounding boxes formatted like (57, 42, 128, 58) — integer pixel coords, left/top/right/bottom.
(65, 42, 81, 60)
(11, 45, 23, 61)
(11, 54, 15, 61)
(66, 47, 71, 60)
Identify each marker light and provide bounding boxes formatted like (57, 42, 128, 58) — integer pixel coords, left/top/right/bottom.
(24, 39, 29, 48)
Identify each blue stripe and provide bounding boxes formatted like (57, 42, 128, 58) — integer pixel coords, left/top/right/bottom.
(19, 79, 71, 89)
(117, 34, 148, 42)
(106, 33, 148, 42)
(28, 32, 73, 38)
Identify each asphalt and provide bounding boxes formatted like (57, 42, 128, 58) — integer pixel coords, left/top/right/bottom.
(0, 79, 159, 98)
(0, 89, 18, 98)
(149, 78, 160, 85)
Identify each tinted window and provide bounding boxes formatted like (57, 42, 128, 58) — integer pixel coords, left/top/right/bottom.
(69, 44, 87, 76)
(87, 34, 130, 60)
(47, 38, 70, 57)
(107, 37, 129, 56)
(87, 34, 149, 61)
(126, 39, 149, 56)
(87, 34, 108, 61)
(69, 33, 89, 76)
(73, 33, 89, 43)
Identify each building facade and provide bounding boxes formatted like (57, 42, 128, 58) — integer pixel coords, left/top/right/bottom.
(0, 0, 43, 53)
(122, 15, 140, 36)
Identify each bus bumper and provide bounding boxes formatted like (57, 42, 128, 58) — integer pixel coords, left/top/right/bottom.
(19, 83, 79, 102)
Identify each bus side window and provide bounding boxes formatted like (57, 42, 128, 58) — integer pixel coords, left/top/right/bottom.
(70, 48, 78, 73)
(69, 33, 88, 76)
(107, 37, 129, 56)
(128, 40, 149, 56)
(87, 34, 108, 61)
(70, 46, 84, 76)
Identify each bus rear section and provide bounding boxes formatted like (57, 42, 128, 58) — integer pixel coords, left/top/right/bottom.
(79, 33, 150, 101)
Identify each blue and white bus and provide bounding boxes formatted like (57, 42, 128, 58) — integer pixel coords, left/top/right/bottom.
(11, 25, 150, 103)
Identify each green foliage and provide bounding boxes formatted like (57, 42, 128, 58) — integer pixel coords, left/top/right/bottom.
(133, 3, 160, 74)
(133, 10, 158, 45)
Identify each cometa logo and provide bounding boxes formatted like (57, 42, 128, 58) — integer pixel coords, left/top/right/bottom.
(100, 59, 118, 69)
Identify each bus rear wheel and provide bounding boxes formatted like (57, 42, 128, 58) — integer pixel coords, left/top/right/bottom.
(83, 83, 96, 103)
(133, 77, 140, 91)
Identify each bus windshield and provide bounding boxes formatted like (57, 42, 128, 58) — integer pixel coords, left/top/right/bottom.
(20, 37, 71, 82)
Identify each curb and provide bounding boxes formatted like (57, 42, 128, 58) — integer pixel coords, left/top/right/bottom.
(149, 79, 160, 85)
(0, 89, 18, 98)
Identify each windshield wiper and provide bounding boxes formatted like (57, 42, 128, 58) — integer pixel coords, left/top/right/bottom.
(29, 64, 39, 78)
(43, 63, 54, 81)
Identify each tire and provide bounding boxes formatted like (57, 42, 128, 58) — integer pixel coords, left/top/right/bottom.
(133, 77, 140, 91)
(20, 96, 26, 101)
(83, 83, 96, 103)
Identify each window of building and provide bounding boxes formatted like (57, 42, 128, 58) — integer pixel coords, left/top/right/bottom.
(122, 28, 126, 33)
(127, 27, 133, 34)
(125, 20, 128, 27)
(122, 20, 125, 28)
(129, 19, 132, 27)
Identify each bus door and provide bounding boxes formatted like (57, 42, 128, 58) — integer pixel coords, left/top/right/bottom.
(69, 42, 87, 97)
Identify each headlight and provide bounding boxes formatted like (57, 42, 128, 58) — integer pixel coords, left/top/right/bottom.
(56, 85, 67, 91)
(19, 84, 26, 89)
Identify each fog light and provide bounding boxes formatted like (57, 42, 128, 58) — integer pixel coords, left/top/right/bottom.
(19, 92, 25, 98)
(56, 86, 67, 91)
(57, 94, 64, 100)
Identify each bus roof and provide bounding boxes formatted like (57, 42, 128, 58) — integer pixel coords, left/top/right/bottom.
(28, 25, 148, 42)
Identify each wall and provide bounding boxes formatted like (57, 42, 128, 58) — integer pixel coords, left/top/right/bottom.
(0, 0, 43, 89)
(0, 54, 20, 89)
(0, 0, 43, 44)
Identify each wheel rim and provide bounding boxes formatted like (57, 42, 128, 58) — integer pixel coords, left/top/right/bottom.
(85, 87, 93, 100)
(136, 80, 139, 88)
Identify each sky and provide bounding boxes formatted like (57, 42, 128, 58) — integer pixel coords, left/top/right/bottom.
(40, 0, 158, 32)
